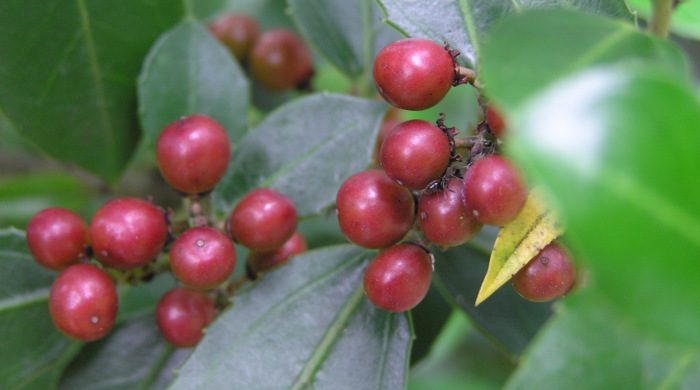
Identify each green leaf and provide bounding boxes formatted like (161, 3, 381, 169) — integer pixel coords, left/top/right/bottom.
(213, 93, 388, 217)
(138, 21, 250, 148)
(409, 311, 515, 389)
(503, 63, 700, 346)
(169, 245, 411, 390)
(0, 0, 183, 182)
(480, 9, 688, 108)
(58, 314, 190, 390)
(0, 173, 92, 229)
(627, 0, 700, 40)
(507, 290, 700, 389)
(0, 228, 82, 390)
(376, 0, 632, 67)
(288, 0, 401, 84)
(434, 241, 553, 357)
(409, 284, 453, 365)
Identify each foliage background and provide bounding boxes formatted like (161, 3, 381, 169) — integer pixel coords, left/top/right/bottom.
(1, 0, 699, 389)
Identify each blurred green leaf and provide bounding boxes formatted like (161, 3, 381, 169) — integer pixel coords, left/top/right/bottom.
(480, 9, 688, 109)
(169, 245, 411, 390)
(627, 0, 700, 40)
(213, 93, 387, 217)
(216, 0, 296, 30)
(0, 0, 183, 182)
(376, 0, 631, 67)
(434, 243, 553, 357)
(507, 290, 700, 389)
(58, 314, 189, 390)
(506, 62, 700, 347)
(409, 311, 514, 390)
(288, 0, 401, 88)
(0, 173, 92, 229)
(138, 21, 250, 148)
(0, 228, 82, 390)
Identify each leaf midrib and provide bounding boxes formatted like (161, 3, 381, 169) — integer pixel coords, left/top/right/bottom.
(76, 0, 117, 168)
(0, 288, 50, 312)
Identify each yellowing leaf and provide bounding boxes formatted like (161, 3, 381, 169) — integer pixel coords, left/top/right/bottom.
(475, 188, 564, 305)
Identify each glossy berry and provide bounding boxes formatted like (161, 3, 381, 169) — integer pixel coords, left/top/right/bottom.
(49, 264, 118, 341)
(228, 188, 298, 251)
(380, 119, 451, 190)
(250, 29, 314, 91)
(336, 169, 415, 249)
(373, 38, 455, 111)
(156, 287, 217, 348)
(247, 231, 307, 275)
(170, 227, 237, 289)
(209, 13, 260, 61)
(90, 198, 169, 270)
(462, 155, 528, 226)
(418, 178, 483, 247)
(26, 207, 88, 270)
(156, 115, 231, 195)
(363, 243, 433, 312)
(486, 105, 506, 138)
(511, 241, 576, 302)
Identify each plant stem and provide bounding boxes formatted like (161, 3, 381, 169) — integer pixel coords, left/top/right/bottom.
(649, 0, 674, 39)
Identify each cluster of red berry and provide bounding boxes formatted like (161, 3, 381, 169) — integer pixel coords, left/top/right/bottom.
(26, 114, 305, 347)
(336, 38, 576, 312)
(209, 13, 314, 92)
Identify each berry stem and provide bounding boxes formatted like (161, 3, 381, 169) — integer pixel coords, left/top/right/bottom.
(649, 0, 674, 38)
(185, 194, 212, 228)
(455, 66, 480, 88)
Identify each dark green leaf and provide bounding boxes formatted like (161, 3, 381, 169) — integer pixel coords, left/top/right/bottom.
(409, 284, 453, 365)
(58, 314, 189, 390)
(507, 290, 700, 389)
(169, 245, 411, 390)
(434, 242, 553, 357)
(376, 0, 632, 67)
(627, 0, 700, 40)
(0, 228, 82, 390)
(0, 0, 183, 182)
(213, 93, 388, 217)
(497, 60, 700, 346)
(480, 9, 688, 108)
(288, 0, 401, 84)
(138, 21, 250, 147)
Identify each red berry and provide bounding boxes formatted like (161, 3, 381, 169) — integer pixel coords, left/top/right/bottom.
(250, 29, 314, 91)
(170, 227, 237, 289)
(208, 13, 260, 62)
(486, 105, 506, 138)
(247, 231, 307, 274)
(418, 178, 483, 247)
(511, 241, 576, 302)
(26, 207, 88, 270)
(49, 264, 118, 341)
(156, 115, 231, 195)
(336, 169, 415, 249)
(156, 287, 217, 348)
(380, 119, 451, 190)
(462, 155, 528, 226)
(373, 38, 455, 111)
(90, 198, 169, 270)
(363, 243, 433, 312)
(228, 188, 298, 251)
